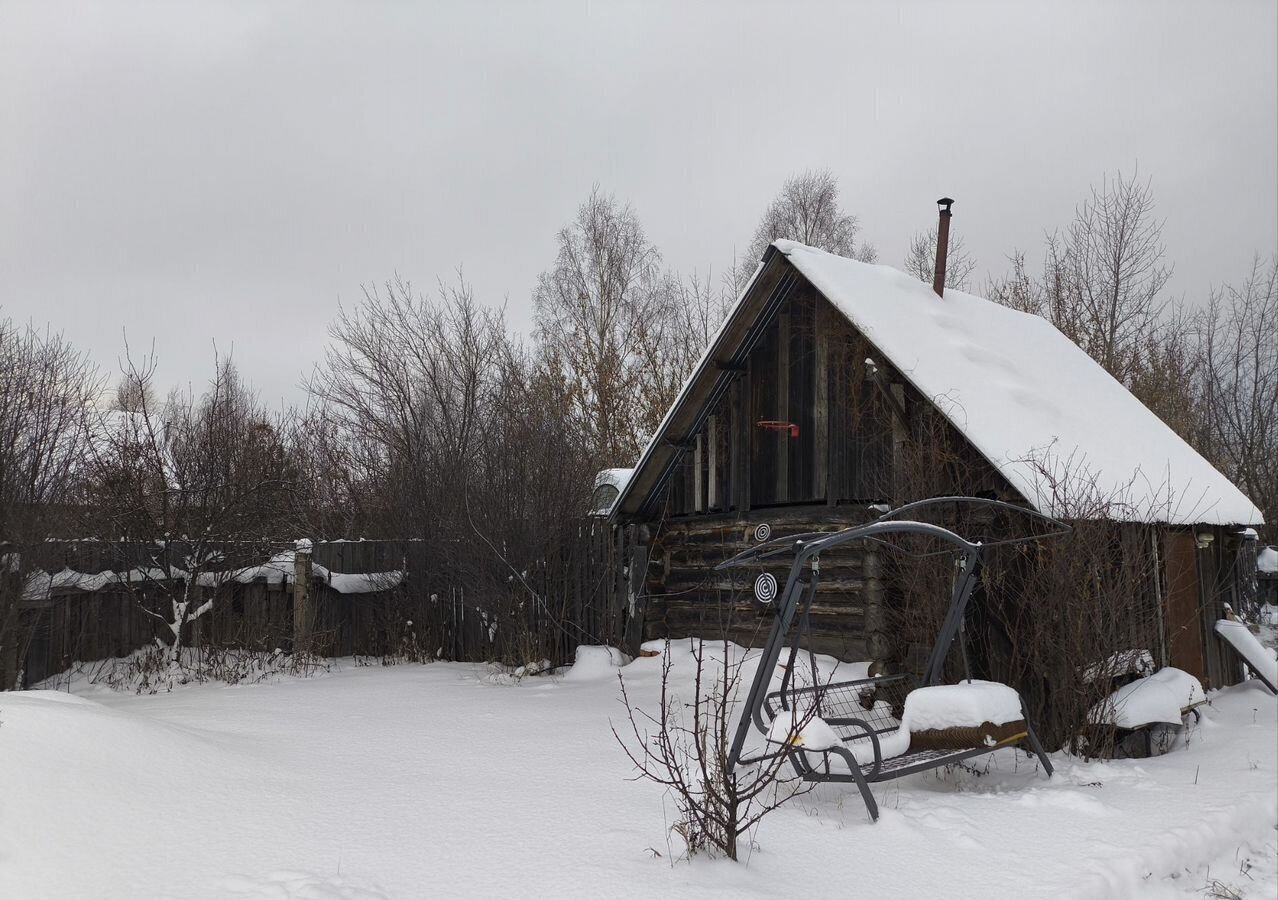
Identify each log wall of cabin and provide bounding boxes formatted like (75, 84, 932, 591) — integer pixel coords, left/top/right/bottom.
(642, 507, 883, 662)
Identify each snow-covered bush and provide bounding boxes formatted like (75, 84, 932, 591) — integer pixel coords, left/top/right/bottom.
(45, 644, 331, 694)
(613, 639, 814, 861)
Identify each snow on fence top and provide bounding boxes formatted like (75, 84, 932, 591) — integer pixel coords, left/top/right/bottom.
(774, 241, 1262, 525)
(19, 548, 404, 603)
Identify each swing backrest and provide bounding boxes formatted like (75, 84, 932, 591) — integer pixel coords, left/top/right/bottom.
(767, 673, 916, 740)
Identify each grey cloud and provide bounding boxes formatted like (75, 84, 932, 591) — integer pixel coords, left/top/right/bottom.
(2, 0, 1274, 405)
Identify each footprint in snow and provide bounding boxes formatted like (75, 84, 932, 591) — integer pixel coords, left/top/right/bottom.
(217, 870, 391, 900)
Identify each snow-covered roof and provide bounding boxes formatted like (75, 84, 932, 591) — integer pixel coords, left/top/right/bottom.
(614, 241, 1262, 526)
(594, 468, 635, 493)
(591, 468, 635, 515)
(1259, 546, 1278, 575)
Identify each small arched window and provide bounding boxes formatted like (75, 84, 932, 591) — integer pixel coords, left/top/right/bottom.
(591, 483, 620, 515)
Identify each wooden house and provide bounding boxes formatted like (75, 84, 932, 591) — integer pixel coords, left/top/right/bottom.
(609, 230, 1263, 691)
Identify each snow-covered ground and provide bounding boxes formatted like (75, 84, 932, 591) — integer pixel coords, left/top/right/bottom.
(1, 643, 1275, 900)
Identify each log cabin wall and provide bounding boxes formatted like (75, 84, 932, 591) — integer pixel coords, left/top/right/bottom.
(643, 507, 882, 662)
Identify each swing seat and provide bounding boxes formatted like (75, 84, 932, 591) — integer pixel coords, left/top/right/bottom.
(763, 673, 1054, 820)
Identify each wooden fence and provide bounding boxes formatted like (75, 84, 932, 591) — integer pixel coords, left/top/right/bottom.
(4, 520, 643, 688)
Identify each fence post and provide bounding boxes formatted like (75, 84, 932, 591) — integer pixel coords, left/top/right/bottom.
(864, 545, 890, 671)
(0, 632, 19, 691)
(293, 539, 314, 652)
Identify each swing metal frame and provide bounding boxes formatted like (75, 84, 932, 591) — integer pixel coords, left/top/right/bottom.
(718, 497, 1070, 820)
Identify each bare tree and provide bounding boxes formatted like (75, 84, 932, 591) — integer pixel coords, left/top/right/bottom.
(986, 176, 1198, 449)
(746, 168, 876, 266)
(1042, 170, 1172, 384)
(0, 319, 101, 688)
(310, 273, 599, 666)
(1126, 302, 1202, 443)
(311, 274, 510, 542)
(986, 250, 1047, 316)
(533, 186, 679, 465)
(904, 225, 977, 291)
(1197, 256, 1278, 537)
(613, 639, 816, 860)
(285, 403, 377, 539)
(627, 269, 738, 443)
(85, 351, 298, 663)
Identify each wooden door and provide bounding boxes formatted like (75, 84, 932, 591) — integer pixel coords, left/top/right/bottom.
(1163, 531, 1205, 682)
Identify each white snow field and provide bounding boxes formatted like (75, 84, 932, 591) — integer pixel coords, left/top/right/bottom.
(2, 642, 1275, 900)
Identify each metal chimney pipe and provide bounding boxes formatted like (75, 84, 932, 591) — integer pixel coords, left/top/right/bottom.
(933, 197, 954, 297)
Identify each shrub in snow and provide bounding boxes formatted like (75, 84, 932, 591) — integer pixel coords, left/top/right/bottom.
(882, 427, 1202, 755)
(42, 645, 331, 694)
(613, 639, 816, 861)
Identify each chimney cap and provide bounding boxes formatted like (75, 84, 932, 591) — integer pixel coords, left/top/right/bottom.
(937, 197, 954, 211)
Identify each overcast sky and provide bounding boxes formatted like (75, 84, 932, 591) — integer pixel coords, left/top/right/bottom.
(3, 0, 1275, 407)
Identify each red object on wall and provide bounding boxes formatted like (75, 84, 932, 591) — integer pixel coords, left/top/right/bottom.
(757, 420, 800, 439)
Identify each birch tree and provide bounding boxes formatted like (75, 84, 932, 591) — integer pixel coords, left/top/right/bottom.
(904, 225, 977, 291)
(746, 169, 877, 266)
(533, 186, 679, 465)
(1042, 171, 1172, 385)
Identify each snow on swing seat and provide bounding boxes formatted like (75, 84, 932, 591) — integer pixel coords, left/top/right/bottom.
(902, 680, 1023, 730)
(765, 675, 1033, 773)
(902, 681, 1028, 751)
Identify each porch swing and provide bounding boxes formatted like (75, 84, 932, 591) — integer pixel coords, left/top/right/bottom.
(719, 496, 1071, 821)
